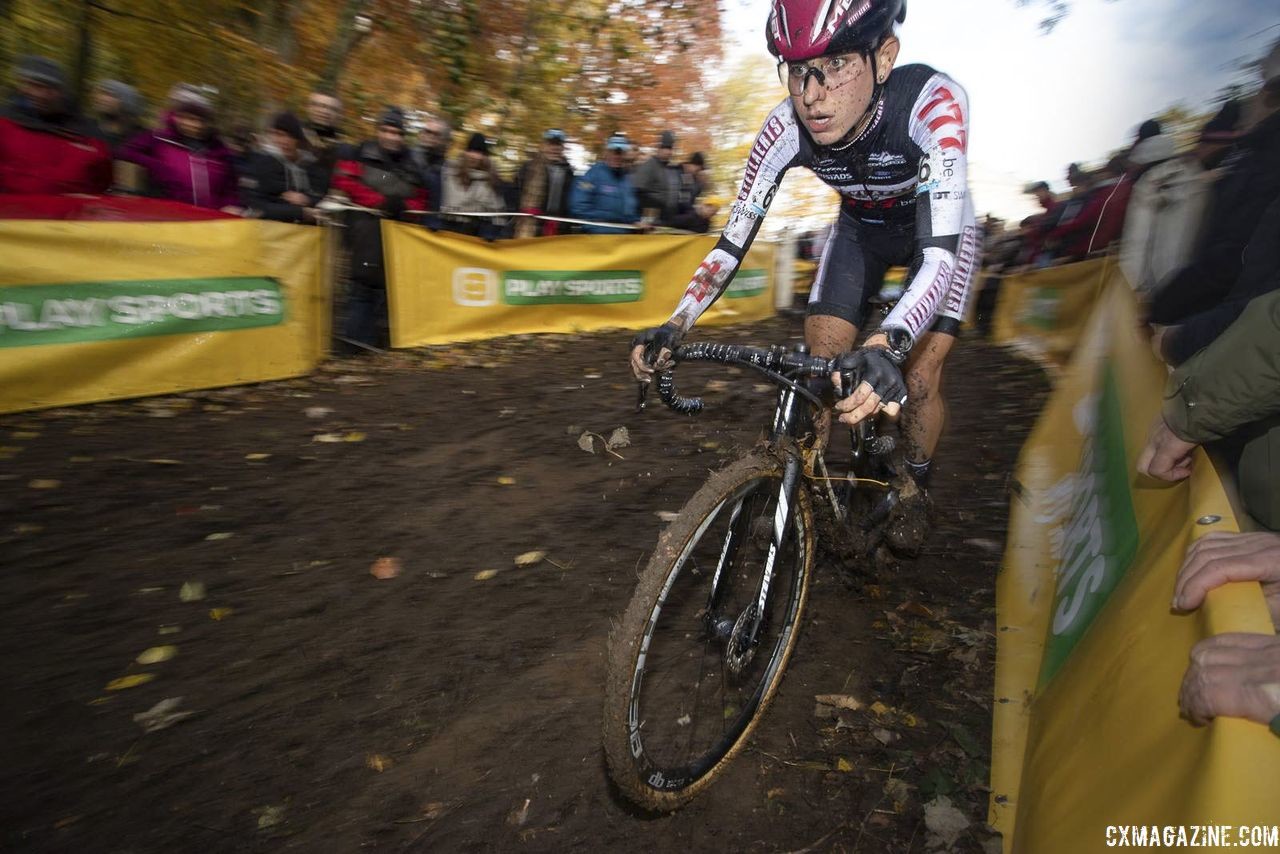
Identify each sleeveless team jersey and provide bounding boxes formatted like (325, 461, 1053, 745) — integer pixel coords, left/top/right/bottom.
(670, 63, 978, 343)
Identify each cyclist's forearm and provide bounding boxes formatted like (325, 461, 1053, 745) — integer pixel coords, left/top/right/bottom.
(881, 243, 956, 343)
(669, 245, 743, 331)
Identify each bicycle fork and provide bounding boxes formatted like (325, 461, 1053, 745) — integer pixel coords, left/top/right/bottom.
(706, 385, 804, 675)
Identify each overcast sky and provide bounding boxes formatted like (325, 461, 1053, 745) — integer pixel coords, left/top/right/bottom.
(721, 0, 1279, 220)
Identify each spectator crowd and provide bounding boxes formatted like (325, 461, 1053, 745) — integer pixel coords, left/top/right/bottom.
(0, 54, 722, 348)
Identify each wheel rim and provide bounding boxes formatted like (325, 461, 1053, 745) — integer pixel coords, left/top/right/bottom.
(625, 474, 808, 792)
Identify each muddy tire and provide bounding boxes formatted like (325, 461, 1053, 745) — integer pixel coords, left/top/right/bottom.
(602, 451, 814, 812)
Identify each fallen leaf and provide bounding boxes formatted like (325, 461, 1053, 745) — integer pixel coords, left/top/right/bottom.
(106, 674, 155, 691)
(766, 788, 786, 800)
(158, 626, 181, 636)
(370, 557, 402, 580)
(474, 569, 500, 581)
(497, 476, 516, 486)
(422, 802, 447, 819)
(884, 778, 912, 812)
(255, 806, 286, 831)
(898, 601, 935, 619)
(135, 646, 177, 665)
(133, 697, 195, 733)
(147, 458, 183, 465)
(514, 550, 546, 567)
(870, 701, 890, 716)
(179, 582, 206, 602)
(209, 608, 233, 621)
(12, 430, 40, 439)
(366, 754, 392, 772)
(28, 479, 61, 490)
(577, 432, 596, 453)
(245, 453, 271, 461)
(304, 406, 333, 419)
(655, 511, 680, 523)
(606, 427, 631, 450)
(815, 693, 864, 712)
(836, 757, 854, 772)
(312, 433, 343, 443)
(506, 798, 531, 827)
(343, 431, 366, 443)
(872, 727, 897, 746)
(924, 796, 971, 848)
(204, 532, 234, 542)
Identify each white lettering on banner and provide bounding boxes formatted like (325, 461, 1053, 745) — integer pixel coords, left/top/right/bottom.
(504, 277, 642, 299)
(0, 290, 280, 333)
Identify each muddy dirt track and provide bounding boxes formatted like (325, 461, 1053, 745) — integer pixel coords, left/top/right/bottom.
(1, 316, 1048, 853)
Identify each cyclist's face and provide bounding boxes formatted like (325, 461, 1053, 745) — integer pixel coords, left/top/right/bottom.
(789, 38, 897, 146)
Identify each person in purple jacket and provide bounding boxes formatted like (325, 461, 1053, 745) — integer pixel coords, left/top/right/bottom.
(119, 84, 240, 212)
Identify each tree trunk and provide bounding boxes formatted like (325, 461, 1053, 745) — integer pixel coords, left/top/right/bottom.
(71, 0, 94, 111)
(319, 0, 371, 89)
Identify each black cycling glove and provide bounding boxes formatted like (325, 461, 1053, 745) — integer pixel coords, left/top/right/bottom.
(631, 322, 685, 365)
(833, 346, 908, 407)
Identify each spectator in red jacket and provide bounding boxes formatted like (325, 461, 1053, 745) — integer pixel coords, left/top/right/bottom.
(1045, 156, 1133, 260)
(330, 106, 429, 350)
(118, 84, 239, 211)
(0, 55, 112, 195)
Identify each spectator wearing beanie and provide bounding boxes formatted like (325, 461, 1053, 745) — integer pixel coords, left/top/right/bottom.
(239, 112, 325, 223)
(0, 55, 112, 195)
(632, 129, 682, 226)
(330, 106, 429, 348)
(119, 84, 240, 210)
(441, 131, 506, 239)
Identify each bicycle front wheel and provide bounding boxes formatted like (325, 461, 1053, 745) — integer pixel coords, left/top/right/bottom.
(603, 451, 815, 811)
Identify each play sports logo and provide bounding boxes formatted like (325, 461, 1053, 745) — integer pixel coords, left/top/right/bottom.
(453, 268, 645, 306)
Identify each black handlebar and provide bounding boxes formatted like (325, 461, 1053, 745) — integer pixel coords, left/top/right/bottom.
(647, 342, 837, 416)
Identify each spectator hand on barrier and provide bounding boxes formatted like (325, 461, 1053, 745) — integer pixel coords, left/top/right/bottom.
(1179, 634, 1280, 727)
(1174, 532, 1280, 626)
(1174, 532, 1280, 729)
(1136, 416, 1197, 482)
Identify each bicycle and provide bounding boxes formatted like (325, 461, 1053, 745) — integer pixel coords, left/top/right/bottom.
(602, 339, 908, 812)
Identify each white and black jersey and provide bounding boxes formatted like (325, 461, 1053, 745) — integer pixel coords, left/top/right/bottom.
(671, 64, 979, 341)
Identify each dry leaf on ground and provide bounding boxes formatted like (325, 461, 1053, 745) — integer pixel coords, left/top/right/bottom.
(179, 582, 206, 602)
(133, 697, 196, 733)
(924, 796, 971, 848)
(106, 673, 155, 691)
(577, 432, 596, 453)
(370, 557, 402, 580)
(474, 569, 500, 581)
(514, 551, 546, 567)
(135, 646, 177, 665)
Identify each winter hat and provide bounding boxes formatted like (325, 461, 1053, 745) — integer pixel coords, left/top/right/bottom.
(16, 55, 67, 90)
(543, 128, 566, 143)
(169, 83, 215, 118)
(271, 111, 307, 142)
(606, 134, 630, 152)
(687, 151, 706, 168)
(1136, 119, 1162, 142)
(97, 79, 143, 116)
(659, 130, 676, 148)
(1199, 100, 1242, 144)
(377, 106, 406, 131)
(466, 131, 490, 154)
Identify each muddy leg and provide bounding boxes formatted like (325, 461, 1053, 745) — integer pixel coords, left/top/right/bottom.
(901, 330, 957, 478)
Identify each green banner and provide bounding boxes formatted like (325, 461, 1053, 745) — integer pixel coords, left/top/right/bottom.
(727, 269, 767, 299)
(501, 270, 644, 305)
(1038, 364, 1140, 686)
(0, 277, 286, 349)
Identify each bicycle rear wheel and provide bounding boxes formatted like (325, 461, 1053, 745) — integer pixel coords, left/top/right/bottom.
(603, 450, 815, 811)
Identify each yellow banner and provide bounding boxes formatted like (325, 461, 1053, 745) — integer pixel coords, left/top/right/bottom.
(0, 220, 327, 414)
(383, 225, 776, 348)
(991, 269, 1280, 852)
(991, 257, 1109, 370)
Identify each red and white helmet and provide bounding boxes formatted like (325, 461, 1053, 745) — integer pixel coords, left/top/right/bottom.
(766, 0, 906, 62)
